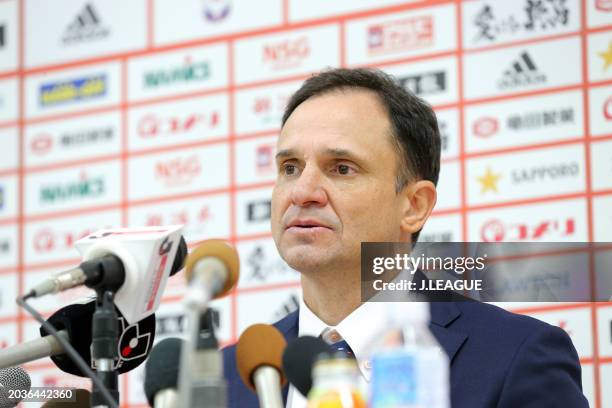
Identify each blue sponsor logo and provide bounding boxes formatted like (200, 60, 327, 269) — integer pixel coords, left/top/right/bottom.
(39, 74, 107, 107)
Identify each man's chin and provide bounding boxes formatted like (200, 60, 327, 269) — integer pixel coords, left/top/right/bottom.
(280, 245, 334, 273)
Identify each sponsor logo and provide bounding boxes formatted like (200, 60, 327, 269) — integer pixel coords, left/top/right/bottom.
(507, 107, 574, 130)
(145, 237, 173, 312)
(246, 245, 292, 282)
(419, 231, 454, 242)
(0, 24, 5, 48)
(598, 41, 612, 71)
(473, 117, 499, 138)
(397, 71, 446, 96)
(438, 119, 449, 153)
(476, 162, 580, 194)
(143, 56, 211, 89)
(512, 161, 580, 184)
(61, 126, 115, 148)
(273, 293, 299, 320)
(604, 96, 612, 120)
(476, 167, 502, 194)
(39, 172, 105, 204)
(31, 127, 115, 156)
(256, 143, 275, 175)
(202, 0, 231, 22)
(368, 15, 433, 55)
(39, 74, 107, 107)
(30, 134, 54, 155)
(145, 205, 212, 229)
(596, 0, 612, 11)
(252, 93, 290, 125)
(155, 155, 201, 188)
(61, 3, 109, 45)
(480, 217, 575, 242)
(0, 239, 9, 254)
(473, 1, 570, 43)
(156, 314, 186, 336)
(474, 108, 574, 138)
(138, 112, 219, 139)
(33, 227, 97, 254)
(91, 316, 152, 370)
(498, 51, 546, 89)
(157, 309, 219, 336)
(263, 37, 310, 71)
(247, 200, 271, 222)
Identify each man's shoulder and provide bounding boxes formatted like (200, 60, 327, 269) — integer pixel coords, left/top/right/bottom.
(454, 300, 558, 335)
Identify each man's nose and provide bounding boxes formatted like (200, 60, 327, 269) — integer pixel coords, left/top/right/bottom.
(289, 165, 328, 207)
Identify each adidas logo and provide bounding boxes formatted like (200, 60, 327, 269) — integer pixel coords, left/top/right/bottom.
(497, 51, 547, 89)
(61, 3, 109, 44)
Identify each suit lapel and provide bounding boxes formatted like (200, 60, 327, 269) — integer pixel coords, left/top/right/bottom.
(428, 301, 468, 363)
(273, 310, 299, 405)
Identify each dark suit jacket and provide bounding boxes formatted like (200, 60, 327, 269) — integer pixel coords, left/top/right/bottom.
(222, 300, 588, 407)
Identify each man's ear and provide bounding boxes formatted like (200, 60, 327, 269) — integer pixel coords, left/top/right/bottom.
(400, 180, 437, 235)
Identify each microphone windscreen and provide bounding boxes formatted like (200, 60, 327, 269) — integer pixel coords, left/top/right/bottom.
(282, 336, 331, 397)
(41, 389, 91, 407)
(40, 299, 155, 376)
(184, 239, 239, 298)
(143, 338, 183, 407)
(236, 324, 286, 391)
(170, 236, 188, 276)
(0, 366, 31, 407)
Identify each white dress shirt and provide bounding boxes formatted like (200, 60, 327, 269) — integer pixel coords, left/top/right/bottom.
(286, 295, 414, 408)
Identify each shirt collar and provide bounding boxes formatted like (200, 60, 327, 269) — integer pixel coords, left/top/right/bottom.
(298, 295, 413, 380)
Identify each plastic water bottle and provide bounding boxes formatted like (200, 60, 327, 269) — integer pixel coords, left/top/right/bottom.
(365, 302, 450, 408)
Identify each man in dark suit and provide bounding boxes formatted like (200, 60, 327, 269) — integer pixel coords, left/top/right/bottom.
(223, 68, 588, 407)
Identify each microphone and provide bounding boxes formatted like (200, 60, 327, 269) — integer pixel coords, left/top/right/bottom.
(183, 239, 240, 310)
(178, 239, 240, 407)
(0, 298, 155, 375)
(0, 366, 31, 408)
(144, 338, 183, 408)
(24, 226, 186, 323)
(41, 389, 91, 407)
(282, 336, 332, 397)
(236, 324, 287, 408)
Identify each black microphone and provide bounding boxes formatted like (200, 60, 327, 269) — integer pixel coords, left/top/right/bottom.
(282, 336, 332, 397)
(144, 338, 183, 407)
(0, 366, 31, 408)
(39, 298, 155, 376)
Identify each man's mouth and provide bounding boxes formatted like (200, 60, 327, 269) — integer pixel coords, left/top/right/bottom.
(286, 219, 331, 230)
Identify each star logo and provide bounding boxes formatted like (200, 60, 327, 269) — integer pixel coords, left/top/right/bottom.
(477, 167, 502, 194)
(598, 41, 612, 71)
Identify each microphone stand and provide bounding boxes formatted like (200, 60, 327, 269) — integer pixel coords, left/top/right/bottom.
(87, 257, 125, 407)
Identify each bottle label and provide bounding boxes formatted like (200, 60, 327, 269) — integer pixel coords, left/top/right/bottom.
(370, 352, 417, 407)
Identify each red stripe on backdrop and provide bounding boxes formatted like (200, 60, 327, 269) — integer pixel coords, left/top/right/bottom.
(456, 0, 467, 243)
(0, 120, 18, 128)
(17, 0, 25, 345)
(147, 0, 154, 50)
(228, 38, 239, 343)
(580, 1, 601, 406)
(121, 59, 128, 228)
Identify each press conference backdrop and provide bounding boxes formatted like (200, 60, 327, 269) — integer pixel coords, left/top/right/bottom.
(0, 0, 610, 406)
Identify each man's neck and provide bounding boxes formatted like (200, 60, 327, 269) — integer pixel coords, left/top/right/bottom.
(300, 269, 362, 326)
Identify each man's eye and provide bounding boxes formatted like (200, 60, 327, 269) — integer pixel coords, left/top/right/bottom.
(336, 164, 354, 175)
(282, 164, 298, 175)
